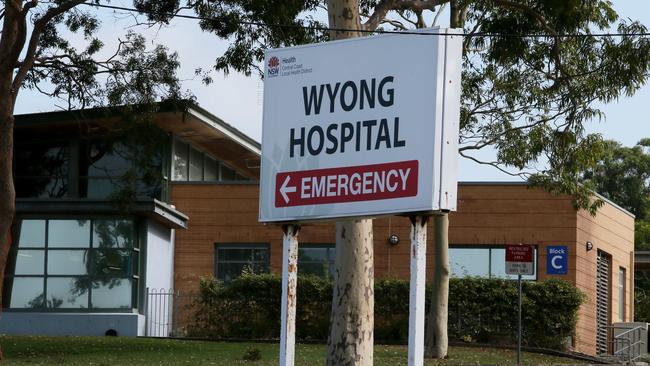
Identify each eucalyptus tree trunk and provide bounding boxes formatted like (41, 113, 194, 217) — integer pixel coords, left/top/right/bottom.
(0, 96, 15, 313)
(325, 2, 374, 365)
(424, 1, 462, 358)
(0, 4, 21, 359)
(424, 214, 450, 359)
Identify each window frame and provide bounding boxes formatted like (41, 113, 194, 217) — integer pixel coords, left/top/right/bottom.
(14, 137, 166, 201)
(213, 243, 270, 282)
(4, 216, 141, 313)
(13, 139, 71, 199)
(449, 245, 538, 281)
(171, 137, 251, 183)
(297, 243, 336, 279)
(619, 267, 626, 322)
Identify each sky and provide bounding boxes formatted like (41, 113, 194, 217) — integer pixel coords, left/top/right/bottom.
(13, 1, 650, 182)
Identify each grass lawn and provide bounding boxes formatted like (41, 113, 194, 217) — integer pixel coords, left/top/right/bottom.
(0, 336, 588, 366)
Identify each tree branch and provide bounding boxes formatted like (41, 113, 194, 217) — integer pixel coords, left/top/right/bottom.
(460, 108, 571, 152)
(12, 0, 85, 93)
(396, 10, 418, 28)
(380, 18, 407, 30)
(363, 0, 397, 32)
(21, 1, 38, 15)
(431, 2, 446, 27)
(488, 0, 566, 78)
(363, 0, 446, 31)
(459, 150, 532, 178)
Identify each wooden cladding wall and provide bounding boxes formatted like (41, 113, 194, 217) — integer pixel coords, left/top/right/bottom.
(576, 201, 635, 354)
(169, 183, 634, 356)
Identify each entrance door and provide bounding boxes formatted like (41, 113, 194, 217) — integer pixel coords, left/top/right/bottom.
(596, 250, 611, 355)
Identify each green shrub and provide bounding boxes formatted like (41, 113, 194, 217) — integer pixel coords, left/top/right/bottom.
(185, 274, 584, 350)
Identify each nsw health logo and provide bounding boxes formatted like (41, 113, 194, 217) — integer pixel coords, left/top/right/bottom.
(267, 56, 280, 78)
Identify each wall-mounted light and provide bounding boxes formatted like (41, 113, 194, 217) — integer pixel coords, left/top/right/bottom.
(586, 241, 593, 251)
(388, 234, 400, 246)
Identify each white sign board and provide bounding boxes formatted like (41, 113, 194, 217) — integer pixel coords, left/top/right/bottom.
(259, 28, 462, 223)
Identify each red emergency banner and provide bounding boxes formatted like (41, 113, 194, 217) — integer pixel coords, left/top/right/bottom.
(275, 160, 418, 207)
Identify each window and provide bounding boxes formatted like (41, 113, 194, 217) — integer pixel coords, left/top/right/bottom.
(450, 246, 537, 280)
(14, 141, 69, 198)
(214, 244, 269, 282)
(172, 137, 250, 182)
(299, 244, 335, 278)
(4, 218, 139, 310)
(80, 141, 163, 200)
(172, 139, 189, 181)
(14, 138, 164, 201)
(189, 147, 204, 181)
(619, 267, 626, 322)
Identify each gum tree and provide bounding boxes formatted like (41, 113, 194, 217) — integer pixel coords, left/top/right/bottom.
(583, 139, 650, 249)
(124, 0, 650, 362)
(0, 1, 184, 356)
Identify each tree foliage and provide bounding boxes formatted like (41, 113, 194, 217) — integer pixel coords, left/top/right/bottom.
(583, 139, 650, 249)
(4, 1, 186, 109)
(0, 0, 188, 325)
(137, 0, 650, 213)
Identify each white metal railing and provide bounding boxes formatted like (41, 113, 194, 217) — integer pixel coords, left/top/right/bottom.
(608, 325, 645, 363)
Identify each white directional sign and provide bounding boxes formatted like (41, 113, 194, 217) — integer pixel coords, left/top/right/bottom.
(259, 28, 463, 223)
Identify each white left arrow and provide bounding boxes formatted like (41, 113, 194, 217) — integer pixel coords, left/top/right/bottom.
(280, 175, 297, 204)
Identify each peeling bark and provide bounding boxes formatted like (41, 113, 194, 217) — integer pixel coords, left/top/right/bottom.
(0, 6, 21, 360)
(327, 220, 374, 366)
(324, 2, 374, 364)
(424, 214, 450, 359)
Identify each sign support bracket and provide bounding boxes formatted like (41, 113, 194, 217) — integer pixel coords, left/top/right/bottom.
(408, 215, 428, 366)
(280, 224, 300, 366)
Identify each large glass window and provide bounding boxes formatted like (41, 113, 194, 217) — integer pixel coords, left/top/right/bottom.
(4, 218, 139, 310)
(80, 141, 163, 200)
(14, 141, 69, 198)
(172, 138, 251, 182)
(450, 246, 537, 280)
(214, 244, 269, 282)
(298, 244, 336, 278)
(14, 138, 164, 201)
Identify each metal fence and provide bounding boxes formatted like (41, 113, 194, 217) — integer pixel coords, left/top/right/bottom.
(608, 325, 646, 363)
(145, 288, 201, 337)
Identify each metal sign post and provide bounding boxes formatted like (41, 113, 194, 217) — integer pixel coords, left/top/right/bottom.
(504, 244, 534, 366)
(279, 224, 299, 366)
(407, 216, 428, 366)
(517, 274, 522, 366)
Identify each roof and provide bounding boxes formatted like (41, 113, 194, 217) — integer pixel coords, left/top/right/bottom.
(635, 251, 650, 266)
(14, 101, 261, 179)
(16, 198, 188, 229)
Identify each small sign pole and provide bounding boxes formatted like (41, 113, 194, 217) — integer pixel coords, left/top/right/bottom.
(407, 215, 428, 366)
(280, 224, 299, 366)
(505, 244, 534, 366)
(517, 273, 522, 366)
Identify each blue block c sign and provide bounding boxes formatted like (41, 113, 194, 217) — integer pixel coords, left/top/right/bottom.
(547, 246, 568, 275)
